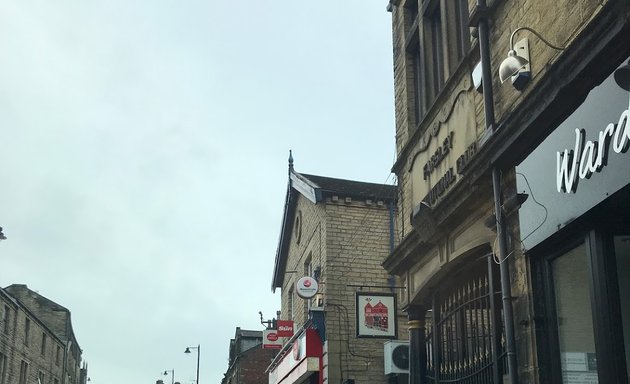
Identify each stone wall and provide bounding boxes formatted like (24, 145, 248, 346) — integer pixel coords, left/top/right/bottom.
(0, 289, 66, 384)
(323, 196, 406, 384)
(387, 0, 621, 383)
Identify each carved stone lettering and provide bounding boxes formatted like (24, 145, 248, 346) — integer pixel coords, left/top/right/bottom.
(423, 132, 454, 180)
(423, 168, 457, 206)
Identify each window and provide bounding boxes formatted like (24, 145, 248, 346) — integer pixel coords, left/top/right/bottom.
(294, 211, 302, 245)
(19, 361, 28, 384)
(427, 3, 444, 99)
(0, 353, 7, 384)
(304, 254, 313, 277)
(24, 317, 30, 346)
(531, 223, 630, 383)
(288, 287, 294, 321)
(404, 0, 470, 127)
(304, 255, 312, 314)
(2, 306, 8, 334)
(56, 345, 61, 366)
(453, 0, 469, 60)
(411, 47, 424, 124)
(41, 333, 47, 356)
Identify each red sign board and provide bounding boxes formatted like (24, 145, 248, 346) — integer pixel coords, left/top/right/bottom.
(277, 320, 294, 338)
(263, 329, 283, 349)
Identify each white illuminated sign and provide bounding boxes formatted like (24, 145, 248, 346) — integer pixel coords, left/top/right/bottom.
(556, 98, 630, 193)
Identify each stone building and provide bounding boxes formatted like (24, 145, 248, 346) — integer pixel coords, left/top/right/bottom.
(384, 0, 630, 383)
(221, 328, 277, 384)
(0, 285, 86, 384)
(268, 155, 408, 384)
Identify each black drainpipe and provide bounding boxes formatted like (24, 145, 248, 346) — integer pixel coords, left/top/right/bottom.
(388, 201, 395, 253)
(387, 201, 397, 292)
(474, 1, 519, 383)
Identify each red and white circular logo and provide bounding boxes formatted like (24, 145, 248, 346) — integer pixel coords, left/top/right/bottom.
(296, 276, 318, 299)
(266, 332, 278, 342)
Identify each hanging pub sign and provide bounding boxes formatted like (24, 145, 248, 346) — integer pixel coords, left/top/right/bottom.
(263, 329, 283, 349)
(276, 320, 295, 338)
(355, 292, 397, 339)
(296, 276, 318, 299)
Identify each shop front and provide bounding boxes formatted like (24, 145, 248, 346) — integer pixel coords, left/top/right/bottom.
(516, 57, 630, 383)
(268, 329, 323, 384)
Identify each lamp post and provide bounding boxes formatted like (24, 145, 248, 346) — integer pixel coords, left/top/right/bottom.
(163, 369, 174, 384)
(184, 345, 200, 384)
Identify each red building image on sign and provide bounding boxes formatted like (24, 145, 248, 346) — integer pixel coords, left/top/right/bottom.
(363, 300, 389, 332)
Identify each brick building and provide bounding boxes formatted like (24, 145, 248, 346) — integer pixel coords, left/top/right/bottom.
(383, 0, 630, 383)
(268, 155, 409, 384)
(0, 285, 86, 384)
(221, 328, 277, 384)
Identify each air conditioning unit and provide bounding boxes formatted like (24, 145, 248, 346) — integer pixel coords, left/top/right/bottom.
(384, 340, 409, 375)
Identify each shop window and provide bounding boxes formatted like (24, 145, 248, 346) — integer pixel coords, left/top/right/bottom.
(404, 0, 470, 130)
(551, 243, 598, 383)
(532, 221, 630, 383)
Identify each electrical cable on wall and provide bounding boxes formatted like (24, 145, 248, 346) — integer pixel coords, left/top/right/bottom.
(327, 302, 374, 381)
(492, 172, 549, 264)
(516, 172, 548, 243)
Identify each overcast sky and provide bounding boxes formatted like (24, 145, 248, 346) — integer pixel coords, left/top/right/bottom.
(0, 1, 395, 383)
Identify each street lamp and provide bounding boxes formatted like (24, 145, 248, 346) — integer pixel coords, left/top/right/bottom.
(163, 369, 174, 384)
(184, 345, 200, 384)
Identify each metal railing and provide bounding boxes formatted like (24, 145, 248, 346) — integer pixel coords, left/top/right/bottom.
(425, 263, 506, 383)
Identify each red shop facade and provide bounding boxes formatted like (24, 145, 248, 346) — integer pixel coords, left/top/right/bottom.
(268, 329, 323, 384)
